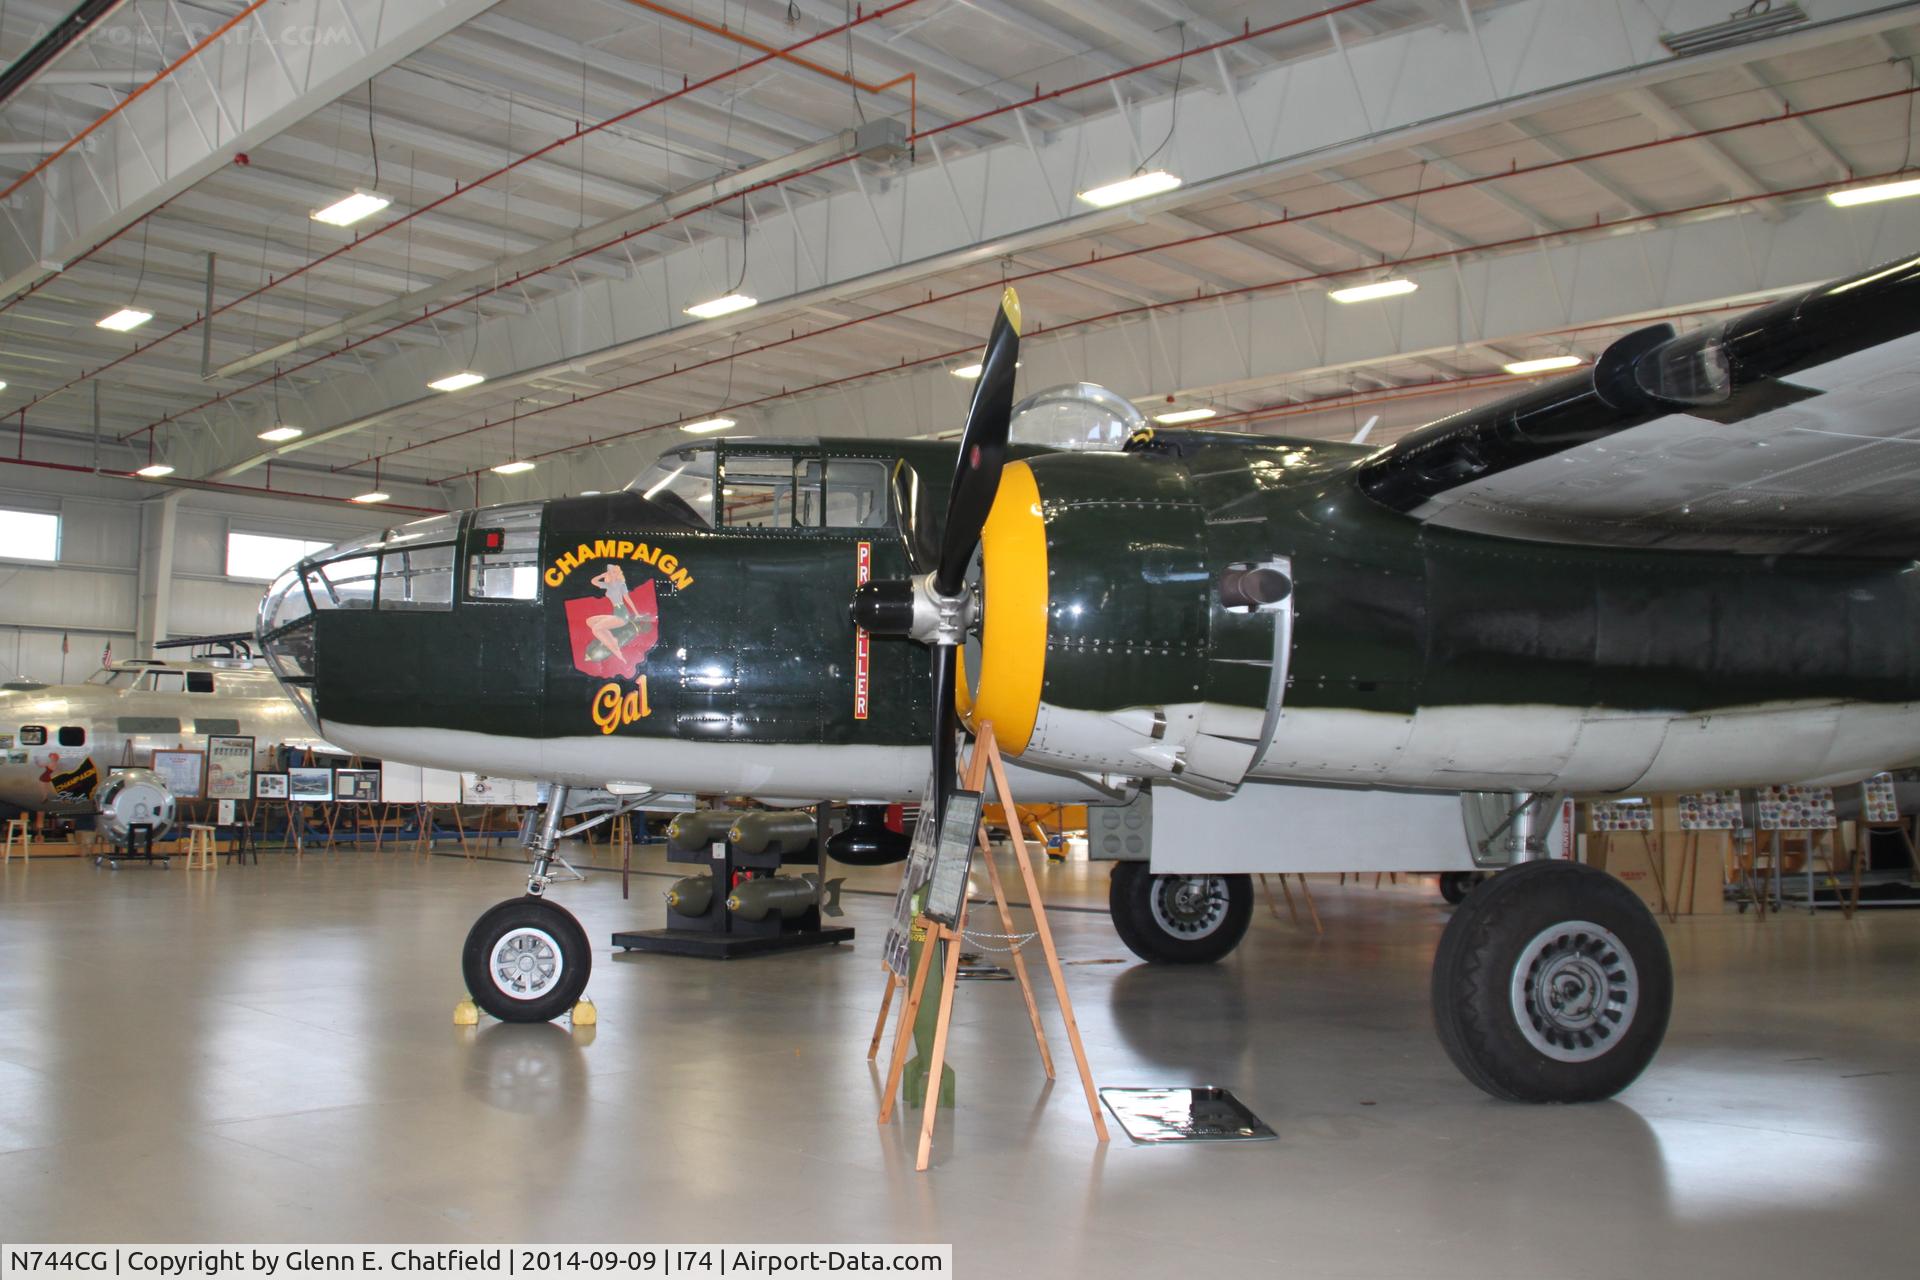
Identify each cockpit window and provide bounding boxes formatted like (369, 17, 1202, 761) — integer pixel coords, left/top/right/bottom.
(86, 668, 137, 688)
(722, 454, 821, 528)
(466, 504, 543, 601)
(824, 460, 891, 528)
(306, 555, 378, 610)
(628, 450, 715, 527)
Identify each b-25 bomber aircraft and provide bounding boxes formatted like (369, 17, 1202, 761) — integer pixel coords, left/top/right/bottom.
(259, 255, 1920, 1105)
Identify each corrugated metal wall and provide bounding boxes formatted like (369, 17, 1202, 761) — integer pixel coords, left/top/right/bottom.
(0, 471, 408, 684)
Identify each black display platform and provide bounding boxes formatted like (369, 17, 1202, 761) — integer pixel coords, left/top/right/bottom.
(611, 925, 854, 958)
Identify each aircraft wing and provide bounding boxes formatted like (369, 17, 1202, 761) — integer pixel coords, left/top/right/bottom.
(1357, 254, 1920, 559)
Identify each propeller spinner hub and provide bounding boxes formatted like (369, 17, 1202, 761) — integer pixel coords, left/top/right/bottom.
(852, 572, 977, 646)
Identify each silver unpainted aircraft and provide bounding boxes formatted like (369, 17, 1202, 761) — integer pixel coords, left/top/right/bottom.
(0, 641, 333, 818)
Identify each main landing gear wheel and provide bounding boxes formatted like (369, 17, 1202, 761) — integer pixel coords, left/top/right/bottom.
(1438, 871, 1487, 905)
(1108, 862, 1253, 964)
(1431, 860, 1671, 1103)
(462, 897, 593, 1023)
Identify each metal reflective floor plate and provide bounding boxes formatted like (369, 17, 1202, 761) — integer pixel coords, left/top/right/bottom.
(1099, 1086, 1277, 1143)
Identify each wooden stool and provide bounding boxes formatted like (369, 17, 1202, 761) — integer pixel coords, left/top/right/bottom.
(2, 816, 28, 863)
(183, 824, 219, 872)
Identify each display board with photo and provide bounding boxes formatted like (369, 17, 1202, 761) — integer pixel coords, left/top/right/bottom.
(205, 735, 256, 801)
(1590, 799, 1654, 832)
(288, 767, 334, 802)
(334, 769, 381, 804)
(150, 749, 205, 799)
(1676, 790, 1742, 831)
(461, 773, 540, 805)
(255, 773, 289, 800)
(1755, 784, 1836, 830)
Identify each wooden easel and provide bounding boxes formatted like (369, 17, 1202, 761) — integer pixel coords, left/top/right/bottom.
(872, 724, 1107, 1170)
(415, 803, 469, 857)
(612, 813, 635, 898)
(1673, 830, 1709, 924)
(1259, 873, 1322, 934)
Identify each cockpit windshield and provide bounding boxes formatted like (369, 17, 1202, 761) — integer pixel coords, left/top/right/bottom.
(85, 668, 137, 688)
(627, 449, 716, 527)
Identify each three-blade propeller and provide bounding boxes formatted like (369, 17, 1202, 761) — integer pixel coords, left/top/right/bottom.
(852, 286, 1022, 822)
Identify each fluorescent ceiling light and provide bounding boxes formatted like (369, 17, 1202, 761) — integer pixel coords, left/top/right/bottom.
(257, 425, 303, 443)
(429, 371, 486, 392)
(1328, 278, 1417, 304)
(685, 293, 757, 320)
(97, 307, 153, 332)
(134, 464, 174, 478)
(1827, 177, 1920, 208)
(492, 460, 537, 475)
(1503, 355, 1585, 375)
(1077, 169, 1183, 208)
(0, 380, 7, 391)
(951, 361, 1020, 379)
(681, 416, 736, 434)
(311, 190, 392, 227)
(1153, 407, 1217, 425)
(1660, 2, 1805, 56)
(350, 491, 390, 504)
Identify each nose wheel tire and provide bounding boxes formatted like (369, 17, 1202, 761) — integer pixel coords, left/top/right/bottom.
(1431, 860, 1671, 1103)
(1108, 863, 1253, 964)
(462, 897, 593, 1024)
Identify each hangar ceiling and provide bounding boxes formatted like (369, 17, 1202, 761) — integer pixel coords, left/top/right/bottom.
(3, 0, 1920, 510)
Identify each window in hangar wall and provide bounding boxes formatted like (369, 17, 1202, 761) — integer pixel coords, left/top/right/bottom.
(227, 531, 337, 582)
(0, 508, 59, 561)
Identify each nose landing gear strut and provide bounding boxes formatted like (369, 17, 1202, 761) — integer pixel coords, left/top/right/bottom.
(461, 785, 593, 1023)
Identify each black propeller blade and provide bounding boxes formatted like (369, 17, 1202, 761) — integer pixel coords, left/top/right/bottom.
(934, 287, 1022, 596)
(929, 286, 1021, 818)
(848, 287, 1022, 831)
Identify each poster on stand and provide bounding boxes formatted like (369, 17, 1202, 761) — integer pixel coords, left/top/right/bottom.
(151, 749, 205, 799)
(205, 735, 255, 801)
(1863, 774, 1900, 824)
(288, 767, 334, 803)
(1755, 784, 1836, 830)
(1676, 791, 1742, 831)
(1589, 799, 1653, 832)
(335, 769, 381, 804)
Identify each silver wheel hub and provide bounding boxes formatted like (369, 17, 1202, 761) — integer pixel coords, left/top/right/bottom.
(1148, 876, 1228, 939)
(1509, 920, 1638, 1063)
(490, 926, 564, 1001)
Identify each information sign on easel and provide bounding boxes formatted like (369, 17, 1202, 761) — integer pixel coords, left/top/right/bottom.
(922, 791, 981, 927)
(872, 724, 1106, 1171)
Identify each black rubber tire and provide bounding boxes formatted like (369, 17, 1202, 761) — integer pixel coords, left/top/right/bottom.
(462, 897, 593, 1024)
(1438, 871, 1483, 905)
(1108, 863, 1253, 964)
(1431, 860, 1672, 1103)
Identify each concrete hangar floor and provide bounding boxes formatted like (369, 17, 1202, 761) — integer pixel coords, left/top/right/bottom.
(0, 846, 1914, 1275)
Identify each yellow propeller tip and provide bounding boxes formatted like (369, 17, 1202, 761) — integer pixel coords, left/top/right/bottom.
(1000, 286, 1022, 338)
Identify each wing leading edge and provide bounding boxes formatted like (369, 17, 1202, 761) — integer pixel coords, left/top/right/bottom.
(1357, 253, 1920, 558)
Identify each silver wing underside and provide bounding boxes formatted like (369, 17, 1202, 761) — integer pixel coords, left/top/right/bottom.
(1411, 330, 1920, 558)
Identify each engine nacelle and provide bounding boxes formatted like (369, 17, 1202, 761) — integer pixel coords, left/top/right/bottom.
(961, 453, 1288, 794)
